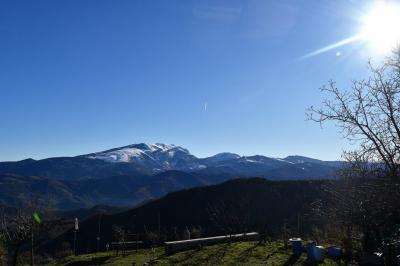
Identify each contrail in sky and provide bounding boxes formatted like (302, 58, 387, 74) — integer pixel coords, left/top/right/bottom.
(204, 102, 208, 112)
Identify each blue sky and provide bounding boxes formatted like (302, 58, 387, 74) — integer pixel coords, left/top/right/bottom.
(0, 0, 387, 161)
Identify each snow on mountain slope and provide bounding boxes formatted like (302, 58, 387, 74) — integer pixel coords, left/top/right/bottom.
(201, 152, 241, 165)
(85, 143, 204, 172)
(87, 143, 174, 163)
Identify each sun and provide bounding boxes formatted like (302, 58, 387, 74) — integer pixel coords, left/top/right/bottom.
(298, 0, 400, 60)
(359, 1, 400, 54)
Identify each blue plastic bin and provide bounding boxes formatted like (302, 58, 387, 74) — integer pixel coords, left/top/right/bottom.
(327, 246, 342, 258)
(289, 238, 303, 256)
(306, 241, 316, 260)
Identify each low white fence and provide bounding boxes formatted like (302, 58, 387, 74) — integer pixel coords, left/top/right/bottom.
(164, 232, 259, 254)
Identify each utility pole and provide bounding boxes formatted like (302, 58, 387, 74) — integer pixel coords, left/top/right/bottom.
(73, 230, 77, 255)
(97, 214, 102, 253)
(136, 232, 139, 252)
(283, 218, 288, 248)
(74, 218, 79, 256)
(157, 212, 161, 244)
(31, 219, 34, 266)
(132, 214, 137, 252)
(297, 213, 301, 235)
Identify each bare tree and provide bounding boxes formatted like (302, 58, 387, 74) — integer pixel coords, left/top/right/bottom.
(308, 48, 400, 179)
(0, 210, 33, 266)
(112, 225, 127, 256)
(308, 49, 400, 257)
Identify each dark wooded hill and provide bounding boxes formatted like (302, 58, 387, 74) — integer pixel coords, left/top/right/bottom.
(45, 178, 330, 254)
(0, 171, 234, 210)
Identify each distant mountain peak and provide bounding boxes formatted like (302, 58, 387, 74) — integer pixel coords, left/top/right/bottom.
(84, 143, 200, 172)
(117, 143, 181, 152)
(283, 155, 322, 164)
(86, 143, 186, 162)
(129, 143, 182, 152)
(204, 152, 241, 162)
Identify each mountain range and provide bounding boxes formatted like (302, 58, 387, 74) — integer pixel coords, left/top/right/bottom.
(0, 143, 342, 210)
(0, 143, 341, 180)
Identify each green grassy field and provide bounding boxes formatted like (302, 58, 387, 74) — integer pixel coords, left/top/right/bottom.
(46, 241, 347, 266)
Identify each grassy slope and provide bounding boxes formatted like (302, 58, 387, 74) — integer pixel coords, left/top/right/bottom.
(47, 241, 346, 266)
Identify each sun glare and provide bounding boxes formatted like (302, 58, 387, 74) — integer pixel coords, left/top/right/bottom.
(360, 1, 400, 54)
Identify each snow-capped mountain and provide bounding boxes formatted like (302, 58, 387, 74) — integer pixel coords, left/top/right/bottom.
(84, 143, 205, 172)
(82, 143, 341, 177)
